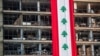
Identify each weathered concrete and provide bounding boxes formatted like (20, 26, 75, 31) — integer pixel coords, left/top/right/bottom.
(0, 42, 3, 56)
(0, 0, 3, 56)
(0, 0, 2, 12)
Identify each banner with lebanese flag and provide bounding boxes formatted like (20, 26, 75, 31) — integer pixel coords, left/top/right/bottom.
(51, 0, 77, 56)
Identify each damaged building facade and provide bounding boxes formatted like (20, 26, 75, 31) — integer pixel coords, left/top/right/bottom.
(75, 0, 100, 56)
(0, 0, 99, 56)
(2, 0, 52, 56)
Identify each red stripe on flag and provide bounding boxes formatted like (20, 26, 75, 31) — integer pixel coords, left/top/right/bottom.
(51, 0, 59, 56)
(69, 0, 77, 56)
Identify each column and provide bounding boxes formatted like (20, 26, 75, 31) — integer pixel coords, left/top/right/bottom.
(20, 14, 23, 55)
(37, 0, 40, 12)
(88, 17, 93, 42)
(37, 0, 41, 26)
(89, 30, 93, 41)
(21, 43, 24, 55)
(20, 29, 24, 55)
(91, 45, 94, 56)
(38, 29, 42, 54)
(87, 3, 91, 13)
(74, 2, 77, 13)
(0, 0, 3, 56)
(88, 17, 92, 27)
(37, 0, 41, 40)
(0, 28, 3, 56)
(82, 45, 86, 56)
(37, 1, 42, 55)
(76, 32, 78, 41)
(19, 0, 22, 11)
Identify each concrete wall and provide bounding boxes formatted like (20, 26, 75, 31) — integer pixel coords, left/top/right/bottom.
(0, 0, 2, 11)
(0, 0, 3, 56)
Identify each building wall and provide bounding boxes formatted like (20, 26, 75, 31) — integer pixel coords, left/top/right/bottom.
(0, 0, 3, 56)
(74, 1, 100, 56)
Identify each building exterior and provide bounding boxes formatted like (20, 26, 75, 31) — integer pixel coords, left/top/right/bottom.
(0, 0, 100, 56)
(74, 0, 100, 56)
(1, 0, 52, 56)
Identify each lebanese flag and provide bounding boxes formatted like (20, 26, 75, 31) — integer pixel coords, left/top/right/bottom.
(51, 0, 77, 56)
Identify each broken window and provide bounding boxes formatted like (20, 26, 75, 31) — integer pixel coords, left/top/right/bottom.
(93, 31, 100, 41)
(91, 3, 100, 13)
(75, 17, 88, 27)
(4, 43, 52, 55)
(3, 14, 21, 25)
(3, 28, 20, 40)
(22, 1, 37, 11)
(40, 15, 51, 26)
(3, 0, 20, 10)
(23, 15, 38, 26)
(23, 29, 38, 40)
(40, 3, 50, 11)
(94, 45, 100, 56)
(41, 29, 52, 40)
(76, 2, 88, 13)
(76, 31, 89, 41)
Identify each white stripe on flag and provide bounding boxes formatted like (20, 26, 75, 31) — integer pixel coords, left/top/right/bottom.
(57, 0, 72, 56)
